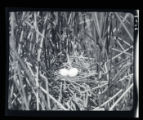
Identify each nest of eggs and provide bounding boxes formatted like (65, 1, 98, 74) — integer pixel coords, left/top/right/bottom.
(48, 55, 108, 110)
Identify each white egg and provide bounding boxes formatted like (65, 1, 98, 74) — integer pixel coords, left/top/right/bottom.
(59, 68, 69, 76)
(68, 68, 78, 77)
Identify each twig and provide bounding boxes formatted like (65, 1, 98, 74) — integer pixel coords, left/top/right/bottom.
(18, 30, 23, 54)
(117, 39, 125, 50)
(94, 13, 101, 39)
(25, 20, 45, 38)
(118, 13, 130, 30)
(37, 30, 45, 61)
(34, 12, 46, 110)
(58, 82, 63, 102)
(106, 46, 133, 64)
(99, 89, 123, 107)
(68, 12, 72, 25)
(113, 62, 132, 81)
(26, 61, 35, 77)
(111, 48, 132, 56)
(17, 65, 29, 110)
(118, 74, 133, 82)
(116, 37, 131, 46)
(92, 107, 105, 111)
(10, 48, 36, 87)
(92, 82, 108, 91)
(39, 86, 68, 110)
(109, 83, 133, 110)
(12, 93, 22, 104)
(40, 73, 51, 109)
(115, 12, 133, 42)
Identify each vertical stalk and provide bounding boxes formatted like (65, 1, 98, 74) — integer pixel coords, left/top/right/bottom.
(34, 12, 45, 110)
(17, 65, 29, 110)
(45, 77, 51, 110)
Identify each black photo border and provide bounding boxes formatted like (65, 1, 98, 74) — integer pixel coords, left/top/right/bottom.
(0, 6, 139, 118)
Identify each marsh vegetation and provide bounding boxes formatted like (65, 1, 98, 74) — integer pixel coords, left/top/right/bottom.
(9, 11, 134, 111)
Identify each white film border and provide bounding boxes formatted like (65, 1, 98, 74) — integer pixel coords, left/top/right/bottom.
(135, 10, 139, 118)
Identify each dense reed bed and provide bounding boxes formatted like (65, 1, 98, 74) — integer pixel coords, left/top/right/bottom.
(9, 11, 134, 110)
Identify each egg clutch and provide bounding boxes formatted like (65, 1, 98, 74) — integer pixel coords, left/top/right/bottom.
(59, 68, 79, 77)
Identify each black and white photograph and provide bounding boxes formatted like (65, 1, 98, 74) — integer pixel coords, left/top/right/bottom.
(7, 10, 138, 113)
